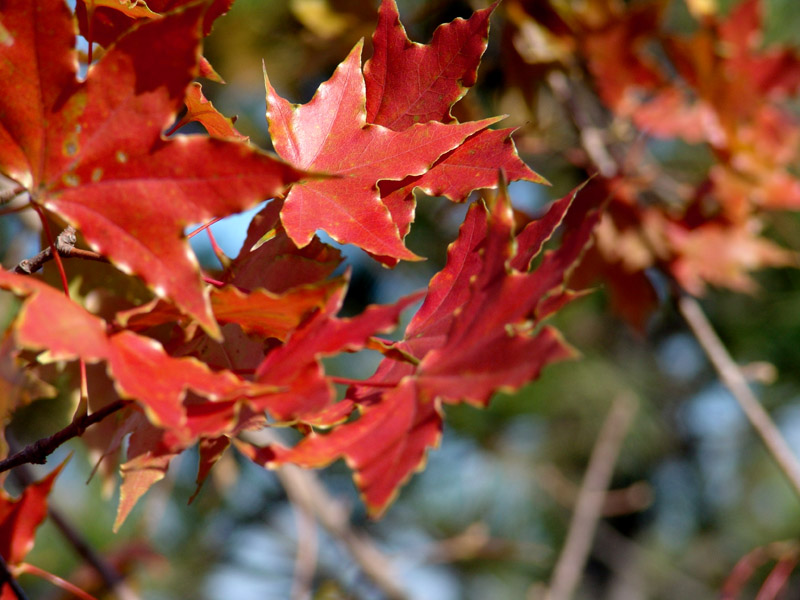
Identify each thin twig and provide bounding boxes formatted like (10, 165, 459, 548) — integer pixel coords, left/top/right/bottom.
(678, 294, 800, 499)
(14, 226, 108, 275)
(243, 429, 406, 599)
(546, 394, 637, 600)
(0, 401, 129, 475)
(0, 553, 28, 600)
(275, 465, 409, 600)
(0, 185, 24, 206)
(287, 490, 318, 600)
(546, 71, 618, 178)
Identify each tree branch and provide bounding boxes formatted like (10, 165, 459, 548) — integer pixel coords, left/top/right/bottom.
(242, 430, 408, 600)
(275, 465, 409, 600)
(0, 553, 28, 600)
(0, 400, 129, 475)
(0, 186, 24, 206)
(14, 226, 108, 275)
(546, 393, 637, 600)
(678, 295, 800, 499)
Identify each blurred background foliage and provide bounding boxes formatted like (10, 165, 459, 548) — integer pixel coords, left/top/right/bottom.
(5, 0, 800, 598)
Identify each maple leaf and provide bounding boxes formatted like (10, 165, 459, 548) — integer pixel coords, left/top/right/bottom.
(170, 82, 248, 141)
(264, 40, 500, 260)
(665, 220, 795, 296)
(118, 277, 344, 342)
(224, 199, 343, 294)
(0, 268, 255, 432)
(76, 0, 234, 48)
(246, 181, 600, 516)
(361, 0, 545, 262)
(363, 0, 498, 130)
(250, 285, 424, 423)
(0, 1, 307, 337)
(379, 127, 547, 245)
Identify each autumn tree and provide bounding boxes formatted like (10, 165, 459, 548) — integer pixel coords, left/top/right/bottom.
(1, 0, 800, 598)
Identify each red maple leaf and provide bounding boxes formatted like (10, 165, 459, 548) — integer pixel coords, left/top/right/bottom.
(0, 462, 65, 573)
(224, 199, 343, 294)
(170, 82, 248, 141)
(264, 40, 500, 260)
(362, 0, 546, 260)
(75, 0, 234, 48)
(244, 181, 600, 516)
(0, 1, 306, 337)
(250, 285, 424, 423)
(364, 0, 498, 129)
(0, 268, 257, 433)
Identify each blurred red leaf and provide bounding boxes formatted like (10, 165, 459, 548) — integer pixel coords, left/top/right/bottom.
(0, 461, 65, 569)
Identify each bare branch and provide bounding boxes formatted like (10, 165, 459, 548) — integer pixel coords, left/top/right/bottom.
(243, 429, 407, 600)
(275, 465, 409, 600)
(546, 394, 637, 600)
(14, 226, 108, 275)
(678, 294, 800, 499)
(0, 186, 24, 206)
(0, 552, 28, 600)
(0, 401, 129, 475)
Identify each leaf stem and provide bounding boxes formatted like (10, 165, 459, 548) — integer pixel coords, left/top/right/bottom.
(678, 294, 800, 500)
(32, 206, 70, 296)
(187, 216, 223, 239)
(29, 214, 93, 425)
(328, 376, 401, 389)
(0, 401, 129, 475)
(202, 276, 226, 288)
(17, 563, 99, 600)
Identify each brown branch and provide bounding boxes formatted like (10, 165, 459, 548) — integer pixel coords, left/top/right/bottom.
(592, 521, 714, 598)
(678, 295, 800, 499)
(287, 490, 318, 600)
(0, 186, 24, 206)
(243, 430, 408, 600)
(546, 394, 637, 600)
(275, 465, 409, 600)
(14, 226, 108, 275)
(0, 400, 129, 475)
(534, 465, 653, 518)
(0, 553, 28, 600)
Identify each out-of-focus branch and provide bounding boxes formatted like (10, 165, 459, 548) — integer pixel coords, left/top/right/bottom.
(285, 481, 318, 600)
(246, 430, 407, 600)
(546, 394, 637, 600)
(678, 295, 800, 499)
(0, 553, 28, 600)
(546, 70, 618, 178)
(275, 465, 408, 600)
(534, 465, 652, 517)
(547, 61, 800, 506)
(424, 521, 550, 565)
(0, 400, 129, 474)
